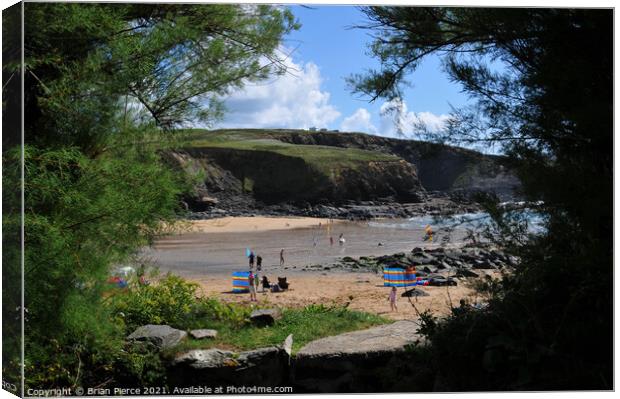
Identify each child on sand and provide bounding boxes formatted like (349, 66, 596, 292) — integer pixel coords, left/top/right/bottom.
(248, 272, 257, 302)
(389, 287, 398, 311)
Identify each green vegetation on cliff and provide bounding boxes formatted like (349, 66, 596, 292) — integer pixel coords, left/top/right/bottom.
(184, 128, 399, 174)
(171, 128, 424, 204)
(175, 128, 518, 200)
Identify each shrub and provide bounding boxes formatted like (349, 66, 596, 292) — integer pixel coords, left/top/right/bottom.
(110, 274, 199, 332)
(187, 298, 251, 329)
(113, 342, 166, 388)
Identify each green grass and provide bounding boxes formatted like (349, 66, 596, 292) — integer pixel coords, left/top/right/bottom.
(176, 128, 399, 174)
(112, 276, 388, 358)
(163, 303, 389, 357)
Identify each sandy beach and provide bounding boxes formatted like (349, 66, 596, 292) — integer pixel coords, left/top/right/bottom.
(146, 216, 481, 320)
(185, 216, 342, 233)
(191, 271, 490, 321)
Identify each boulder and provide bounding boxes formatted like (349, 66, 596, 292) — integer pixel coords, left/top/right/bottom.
(421, 265, 436, 274)
(169, 345, 290, 387)
(189, 329, 218, 339)
(437, 261, 452, 270)
(172, 348, 237, 369)
(472, 261, 497, 270)
(294, 321, 427, 392)
(296, 320, 424, 359)
(127, 324, 187, 350)
(236, 347, 283, 369)
(407, 256, 428, 265)
(507, 255, 521, 266)
(453, 268, 479, 278)
(250, 308, 282, 326)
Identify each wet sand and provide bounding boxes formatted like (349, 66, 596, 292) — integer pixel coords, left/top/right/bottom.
(143, 216, 478, 320)
(144, 216, 467, 276)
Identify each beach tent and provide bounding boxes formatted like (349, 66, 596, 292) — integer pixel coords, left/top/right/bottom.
(383, 268, 418, 287)
(232, 271, 251, 293)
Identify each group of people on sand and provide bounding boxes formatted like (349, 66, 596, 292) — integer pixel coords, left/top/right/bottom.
(246, 249, 289, 302)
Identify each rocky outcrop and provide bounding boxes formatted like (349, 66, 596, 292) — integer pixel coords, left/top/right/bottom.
(296, 320, 424, 358)
(189, 329, 218, 339)
(127, 325, 187, 350)
(164, 129, 521, 218)
(168, 146, 425, 209)
(293, 321, 429, 392)
(165, 323, 434, 393)
(322, 244, 516, 276)
(168, 342, 291, 388)
(273, 131, 520, 200)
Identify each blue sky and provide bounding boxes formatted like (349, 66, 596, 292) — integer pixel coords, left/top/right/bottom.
(217, 5, 473, 138)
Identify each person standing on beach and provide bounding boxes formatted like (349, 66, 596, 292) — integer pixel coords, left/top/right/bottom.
(330, 236, 334, 246)
(248, 272, 257, 302)
(255, 255, 262, 287)
(249, 251, 255, 269)
(280, 249, 285, 266)
(389, 287, 398, 312)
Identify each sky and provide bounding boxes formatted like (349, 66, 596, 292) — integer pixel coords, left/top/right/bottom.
(215, 5, 472, 138)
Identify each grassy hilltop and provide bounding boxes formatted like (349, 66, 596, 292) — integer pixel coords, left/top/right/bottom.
(167, 128, 518, 209)
(182, 128, 400, 173)
(170, 128, 427, 206)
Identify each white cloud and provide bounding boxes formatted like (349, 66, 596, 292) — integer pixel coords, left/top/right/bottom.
(340, 108, 377, 133)
(378, 98, 451, 138)
(216, 56, 340, 129)
(415, 111, 452, 132)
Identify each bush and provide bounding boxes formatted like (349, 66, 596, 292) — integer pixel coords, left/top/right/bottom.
(187, 298, 251, 329)
(113, 342, 167, 388)
(110, 274, 200, 332)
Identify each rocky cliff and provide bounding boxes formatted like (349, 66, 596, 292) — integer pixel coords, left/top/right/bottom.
(272, 131, 520, 198)
(165, 129, 520, 216)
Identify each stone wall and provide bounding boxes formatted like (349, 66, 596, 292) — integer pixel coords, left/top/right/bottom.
(164, 321, 436, 393)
